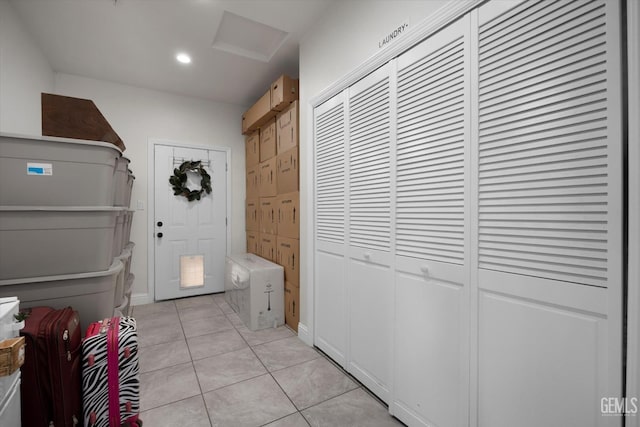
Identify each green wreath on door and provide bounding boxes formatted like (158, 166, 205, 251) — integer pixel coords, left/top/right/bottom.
(169, 160, 212, 202)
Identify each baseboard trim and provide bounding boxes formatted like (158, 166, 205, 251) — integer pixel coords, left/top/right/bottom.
(297, 322, 313, 346)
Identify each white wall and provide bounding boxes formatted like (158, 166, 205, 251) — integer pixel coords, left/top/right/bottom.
(54, 73, 246, 301)
(0, 0, 54, 134)
(298, 0, 449, 341)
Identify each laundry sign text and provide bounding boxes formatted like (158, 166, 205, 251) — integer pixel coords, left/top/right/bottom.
(379, 19, 410, 49)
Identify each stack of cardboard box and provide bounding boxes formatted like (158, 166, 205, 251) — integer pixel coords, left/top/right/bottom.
(244, 75, 300, 331)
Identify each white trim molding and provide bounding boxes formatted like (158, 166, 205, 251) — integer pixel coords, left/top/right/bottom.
(297, 322, 313, 346)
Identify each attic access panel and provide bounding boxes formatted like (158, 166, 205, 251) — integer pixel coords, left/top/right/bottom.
(212, 11, 288, 62)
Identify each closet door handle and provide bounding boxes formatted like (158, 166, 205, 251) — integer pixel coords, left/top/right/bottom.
(364, 252, 372, 261)
(157, 232, 163, 238)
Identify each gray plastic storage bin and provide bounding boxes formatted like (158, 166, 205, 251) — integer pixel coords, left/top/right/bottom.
(113, 246, 133, 306)
(114, 295, 129, 317)
(0, 260, 124, 327)
(0, 206, 120, 280)
(123, 210, 135, 244)
(113, 156, 131, 206)
(111, 209, 128, 258)
(0, 133, 122, 206)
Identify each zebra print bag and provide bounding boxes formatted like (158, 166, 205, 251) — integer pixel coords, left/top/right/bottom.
(82, 317, 141, 427)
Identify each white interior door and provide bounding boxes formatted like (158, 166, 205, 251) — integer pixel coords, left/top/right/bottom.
(154, 144, 227, 301)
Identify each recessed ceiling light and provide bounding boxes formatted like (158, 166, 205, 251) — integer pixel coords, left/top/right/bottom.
(176, 53, 192, 64)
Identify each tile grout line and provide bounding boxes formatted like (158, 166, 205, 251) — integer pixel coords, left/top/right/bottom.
(177, 297, 216, 427)
(140, 295, 395, 426)
(216, 295, 313, 426)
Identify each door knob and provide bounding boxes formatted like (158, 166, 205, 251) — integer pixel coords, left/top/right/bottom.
(157, 232, 163, 238)
(157, 221, 163, 227)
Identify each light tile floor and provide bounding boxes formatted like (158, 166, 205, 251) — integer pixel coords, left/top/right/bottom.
(132, 293, 404, 427)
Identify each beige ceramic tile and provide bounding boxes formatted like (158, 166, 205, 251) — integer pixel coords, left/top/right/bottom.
(302, 388, 403, 427)
(193, 347, 266, 392)
(138, 339, 191, 373)
(265, 412, 311, 427)
(187, 328, 247, 360)
(236, 325, 294, 347)
(140, 395, 211, 427)
(272, 357, 358, 410)
(203, 374, 296, 427)
(253, 336, 320, 371)
(139, 362, 200, 411)
(182, 313, 234, 338)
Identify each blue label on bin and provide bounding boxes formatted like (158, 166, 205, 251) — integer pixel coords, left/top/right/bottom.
(27, 162, 53, 176)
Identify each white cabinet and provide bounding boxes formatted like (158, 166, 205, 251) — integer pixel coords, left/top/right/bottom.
(313, 1, 624, 426)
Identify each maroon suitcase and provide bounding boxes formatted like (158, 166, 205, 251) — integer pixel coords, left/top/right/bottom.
(20, 306, 83, 427)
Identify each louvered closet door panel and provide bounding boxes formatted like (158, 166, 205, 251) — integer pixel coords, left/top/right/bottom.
(316, 96, 347, 248)
(314, 93, 348, 366)
(395, 24, 467, 265)
(476, 1, 622, 426)
(349, 65, 391, 253)
(478, 0, 612, 287)
(392, 17, 470, 427)
(345, 64, 393, 403)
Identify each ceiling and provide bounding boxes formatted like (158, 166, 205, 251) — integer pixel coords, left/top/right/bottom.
(9, 0, 336, 107)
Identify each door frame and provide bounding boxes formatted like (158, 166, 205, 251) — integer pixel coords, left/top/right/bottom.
(147, 138, 231, 303)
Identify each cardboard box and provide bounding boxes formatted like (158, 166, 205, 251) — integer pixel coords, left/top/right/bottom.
(271, 75, 299, 111)
(242, 90, 277, 135)
(259, 118, 277, 162)
(277, 192, 299, 239)
(260, 233, 277, 262)
(260, 197, 277, 235)
(277, 147, 299, 194)
(277, 236, 299, 286)
(245, 199, 259, 232)
(246, 165, 260, 200)
(284, 281, 299, 332)
(259, 157, 277, 197)
(245, 130, 260, 167)
(276, 101, 298, 154)
(246, 231, 260, 255)
(0, 336, 25, 377)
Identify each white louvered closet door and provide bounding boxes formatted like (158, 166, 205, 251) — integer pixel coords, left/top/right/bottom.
(392, 16, 470, 427)
(475, 1, 622, 426)
(346, 64, 393, 402)
(314, 92, 349, 366)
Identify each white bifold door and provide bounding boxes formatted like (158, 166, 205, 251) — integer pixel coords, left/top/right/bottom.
(473, 1, 622, 426)
(313, 1, 623, 426)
